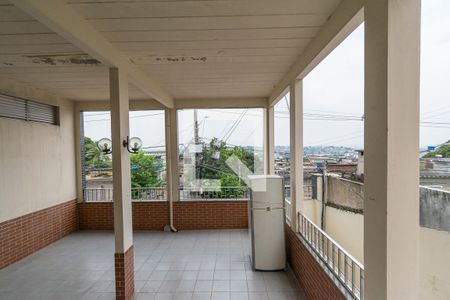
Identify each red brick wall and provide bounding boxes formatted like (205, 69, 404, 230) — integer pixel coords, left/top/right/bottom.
(174, 201, 248, 230)
(78, 201, 248, 230)
(133, 202, 169, 230)
(285, 225, 345, 300)
(78, 202, 114, 230)
(115, 245, 134, 300)
(0, 199, 78, 270)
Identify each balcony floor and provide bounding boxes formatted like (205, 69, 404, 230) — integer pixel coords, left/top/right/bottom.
(0, 229, 305, 300)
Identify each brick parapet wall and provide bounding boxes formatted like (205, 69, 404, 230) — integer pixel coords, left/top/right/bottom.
(285, 225, 345, 300)
(78, 201, 248, 230)
(0, 199, 78, 270)
(78, 202, 114, 230)
(115, 245, 134, 300)
(174, 201, 248, 230)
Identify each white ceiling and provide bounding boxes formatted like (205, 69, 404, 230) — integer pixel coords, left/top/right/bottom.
(0, 0, 341, 102)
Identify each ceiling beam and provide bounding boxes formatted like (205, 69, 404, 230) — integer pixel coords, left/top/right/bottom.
(175, 97, 268, 109)
(14, 0, 174, 108)
(268, 0, 364, 106)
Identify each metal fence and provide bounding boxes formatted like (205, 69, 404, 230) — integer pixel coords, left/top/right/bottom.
(284, 184, 313, 224)
(298, 212, 364, 299)
(84, 184, 312, 203)
(284, 184, 313, 201)
(179, 186, 249, 200)
(84, 186, 248, 202)
(84, 187, 166, 202)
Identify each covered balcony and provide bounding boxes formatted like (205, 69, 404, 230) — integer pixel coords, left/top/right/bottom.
(0, 1, 446, 300)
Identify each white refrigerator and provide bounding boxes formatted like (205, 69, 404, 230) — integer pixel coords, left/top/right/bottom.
(248, 175, 286, 271)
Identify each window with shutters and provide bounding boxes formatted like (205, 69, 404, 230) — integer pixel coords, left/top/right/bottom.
(0, 93, 58, 125)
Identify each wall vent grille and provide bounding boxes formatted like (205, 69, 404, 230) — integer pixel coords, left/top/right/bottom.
(0, 93, 58, 125)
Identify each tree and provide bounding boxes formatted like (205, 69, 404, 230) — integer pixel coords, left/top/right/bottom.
(130, 151, 164, 188)
(84, 137, 111, 168)
(198, 138, 257, 179)
(193, 138, 261, 197)
(423, 143, 450, 158)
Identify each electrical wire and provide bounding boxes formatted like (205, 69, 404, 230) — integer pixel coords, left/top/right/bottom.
(84, 112, 164, 123)
(220, 109, 248, 142)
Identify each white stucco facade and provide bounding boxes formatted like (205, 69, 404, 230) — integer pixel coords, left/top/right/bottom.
(0, 82, 76, 223)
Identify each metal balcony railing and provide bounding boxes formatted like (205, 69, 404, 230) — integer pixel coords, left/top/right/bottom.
(83, 186, 249, 202)
(84, 187, 166, 202)
(298, 212, 365, 299)
(179, 186, 249, 200)
(284, 184, 313, 201)
(284, 184, 313, 224)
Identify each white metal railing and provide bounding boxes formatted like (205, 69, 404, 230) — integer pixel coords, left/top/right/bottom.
(179, 186, 249, 200)
(284, 184, 313, 201)
(84, 187, 166, 202)
(284, 185, 313, 223)
(285, 199, 292, 224)
(298, 212, 364, 299)
(83, 186, 249, 202)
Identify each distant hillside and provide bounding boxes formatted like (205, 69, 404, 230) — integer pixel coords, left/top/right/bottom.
(304, 146, 356, 156)
(275, 145, 356, 156)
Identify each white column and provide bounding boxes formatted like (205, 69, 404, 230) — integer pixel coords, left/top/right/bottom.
(74, 108, 84, 202)
(364, 1, 421, 299)
(289, 80, 304, 230)
(165, 108, 179, 202)
(264, 105, 275, 175)
(110, 67, 133, 253)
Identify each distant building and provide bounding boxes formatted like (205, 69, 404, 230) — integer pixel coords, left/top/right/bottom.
(420, 158, 450, 191)
(356, 150, 364, 177)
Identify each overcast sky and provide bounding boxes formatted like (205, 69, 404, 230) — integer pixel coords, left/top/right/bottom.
(85, 0, 449, 150)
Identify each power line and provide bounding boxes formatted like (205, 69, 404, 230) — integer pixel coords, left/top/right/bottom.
(209, 109, 262, 118)
(316, 134, 364, 147)
(84, 112, 164, 123)
(421, 125, 450, 129)
(421, 109, 450, 120)
(421, 105, 450, 117)
(221, 109, 248, 142)
(284, 95, 290, 112)
(302, 108, 362, 117)
(308, 130, 364, 146)
(421, 121, 450, 126)
(224, 110, 248, 142)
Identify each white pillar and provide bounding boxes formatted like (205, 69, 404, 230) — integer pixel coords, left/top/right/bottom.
(289, 80, 304, 230)
(165, 108, 179, 202)
(110, 67, 134, 298)
(264, 105, 275, 175)
(364, 1, 421, 299)
(110, 67, 133, 253)
(74, 108, 84, 202)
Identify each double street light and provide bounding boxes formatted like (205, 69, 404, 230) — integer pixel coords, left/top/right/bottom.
(98, 136, 142, 154)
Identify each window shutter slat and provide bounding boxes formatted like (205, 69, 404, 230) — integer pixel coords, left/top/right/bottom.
(0, 93, 57, 125)
(0, 94, 27, 120)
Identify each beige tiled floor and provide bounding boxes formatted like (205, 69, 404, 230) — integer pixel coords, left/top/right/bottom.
(0, 230, 306, 300)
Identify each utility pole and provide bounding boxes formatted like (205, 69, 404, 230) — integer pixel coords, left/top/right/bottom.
(193, 109, 200, 182)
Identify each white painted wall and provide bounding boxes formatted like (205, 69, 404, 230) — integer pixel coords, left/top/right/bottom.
(0, 80, 77, 223)
(325, 207, 364, 263)
(419, 227, 450, 300)
(314, 205, 450, 299)
(302, 199, 323, 231)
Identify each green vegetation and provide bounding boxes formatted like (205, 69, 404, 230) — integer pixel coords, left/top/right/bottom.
(130, 151, 164, 188)
(84, 138, 164, 191)
(84, 137, 111, 168)
(83, 136, 257, 199)
(197, 138, 259, 196)
(423, 143, 450, 158)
